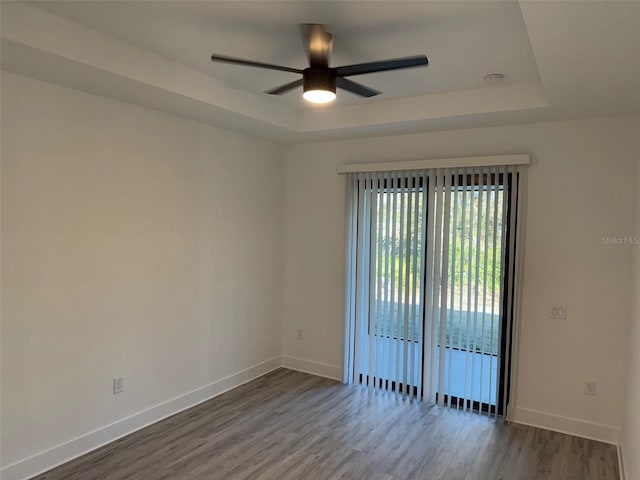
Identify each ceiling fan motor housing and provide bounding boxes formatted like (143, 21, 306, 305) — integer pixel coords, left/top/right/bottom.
(303, 68, 336, 95)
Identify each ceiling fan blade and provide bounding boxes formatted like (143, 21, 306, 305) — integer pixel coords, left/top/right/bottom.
(335, 55, 428, 77)
(336, 78, 381, 98)
(265, 79, 304, 95)
(211, 54, 303, 74)
(300, 23, 332, 68)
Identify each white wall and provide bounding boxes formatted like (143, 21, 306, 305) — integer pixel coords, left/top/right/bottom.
(282, 116, 637, 442)
(0, 72, 284, 475)
(2, 67, 637, 479)
(622, 116, 640, 479)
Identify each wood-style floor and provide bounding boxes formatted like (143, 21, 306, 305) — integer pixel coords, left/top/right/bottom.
(33, 368, 619, 480)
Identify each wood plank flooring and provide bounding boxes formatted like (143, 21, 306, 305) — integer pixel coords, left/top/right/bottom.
(33, 368, 619, 480)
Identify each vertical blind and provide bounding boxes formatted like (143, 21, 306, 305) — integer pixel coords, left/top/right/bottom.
(344, 165, 526, 418)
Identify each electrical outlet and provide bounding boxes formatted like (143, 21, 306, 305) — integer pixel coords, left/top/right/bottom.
(550, 305, 568, 320)
(584, 381, 596, 397)
(113, 377, 124, 394)
(296, 328, 303, 340)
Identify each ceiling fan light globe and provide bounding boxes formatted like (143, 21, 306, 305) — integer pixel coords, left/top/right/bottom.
(303, 89, 336, 104)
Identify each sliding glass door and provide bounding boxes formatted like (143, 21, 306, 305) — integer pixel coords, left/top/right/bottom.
(345, 167, 523, 416)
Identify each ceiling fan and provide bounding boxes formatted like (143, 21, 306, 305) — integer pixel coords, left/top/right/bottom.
(211, 24, 429, 104)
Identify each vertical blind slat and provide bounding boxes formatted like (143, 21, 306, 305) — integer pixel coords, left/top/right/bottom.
(478, 168, 492, 411)
(354, 173, 366, 383)
(472, 169, 484, 411)
(423, 171, 436, 403)
(438, 171, 451, 406)
(447, 170, 459, 408)
(489, 169, 500, 417)
(417, 173, 428, 398)
(367, 174, 377, 387)
(458, 168, 468, 410)
(402, 175, 412, 395)
(503, 168, 519, 417)
(433, 171, 442, 403)
(409, 175, 420, 394)
(508, 168, 528, 420)
(343, 174, 355, 383)
(384, 175, 393, 391)
(374, 173, 386, 391)
(495, 166, 509, 419)
(390, 173, 399, 389)
(377, 172, 386, 390)
(396, 173, 405, 391)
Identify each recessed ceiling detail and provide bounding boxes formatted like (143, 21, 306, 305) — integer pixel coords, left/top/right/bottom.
(2, 1, 639, 142)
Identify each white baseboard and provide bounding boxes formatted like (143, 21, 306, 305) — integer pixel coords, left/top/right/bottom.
(0, 356, 282, 480)
(281, 355, 342, 381)
(6, 359, 623, 480)
(512, 406, 620, 445)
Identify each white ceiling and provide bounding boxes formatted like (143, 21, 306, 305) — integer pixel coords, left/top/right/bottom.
(27, 1, 542, 109)
(1, 1, 639, 142)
